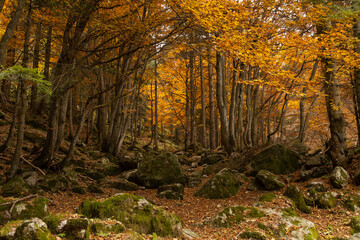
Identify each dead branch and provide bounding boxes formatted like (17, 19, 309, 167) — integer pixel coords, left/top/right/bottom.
(20, 156, 46, 176)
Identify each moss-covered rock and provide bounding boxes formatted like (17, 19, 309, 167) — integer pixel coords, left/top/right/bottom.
(1, 176, 29, 197)
(247, 144, 301, 175)
(342, 195, 360, 212)
(351, 217, 360, 234)
(90, 220, 125, 236)
(354, 170, 360, 186)
(286, 216, 319, 240)
(239, 231, 266, 240)
(259, 193, 277, 202)
(316, 192, 337, 209)
(157, 184, 184, 200)
(0, 220, 23, 239)
(43, 213, 66, 233)
(210, 206, 266, 228)
(256, 170, 285, 191)
(284, 185, 311, 214)
(38, 174, 69, 192)
(129, 153, 186, 188)
(11, 197, 49, 220)
(13, 218, 54, 240)
(330, 167, 349, 189)
(56, 218, 90, 240)
(71, 186, 86, 194)
(110, 179, 139, 191)
(199, 154, 224, 166)
(78, 193, 183, 237)
(87, 184, 104, 194)
(194, 168, 242, 199)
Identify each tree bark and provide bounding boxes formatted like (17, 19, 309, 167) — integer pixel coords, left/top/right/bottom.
(200, 55, 206, 148)
(208, 48, 216, 149)
(353, 18, 360, 145)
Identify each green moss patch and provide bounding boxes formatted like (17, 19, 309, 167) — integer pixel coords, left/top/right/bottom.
(259, 193, 276, 202)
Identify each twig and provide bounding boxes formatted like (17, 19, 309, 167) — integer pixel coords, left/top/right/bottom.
(20, 156, 46, 176)
(77, 173, 95, 182)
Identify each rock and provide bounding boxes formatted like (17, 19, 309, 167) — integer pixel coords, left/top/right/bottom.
(129, 153, 186, 188)
(87, 184, 104, 194)
(209, 206, 265, 228)
(90, 220, 125, 235)
(63, 167, 79, 181)
(303, 155, 330, 170)
(157, 184, 184, 200)
(0, 220, 23, 240)
(194, 168, 242, 199)
(288, 139, 310, 156)
(110, 179, 139, 191)
(247, 179, 265, 191)
(342, 195, 360, 212)
(285, 216, 319, 240)
(306, 182, 326, 192)
(13, 218, 54, 240)
(1, 176, 29, 197)
(56, 218, 90, 240)
(284, 185, 311, 214)
(351, 217, 360, 234)
(259, 193, 276, 202)
(316, 192, 337, 209)
(239, 231, 266, 240)
(20, 172, 38, 188)
(202, 160, 228, 176)
(118, 155, 139, 171)
(256, 170, 285, 191)
(182, 228, 200, 239)
(11, 197, 49, 221)
(330, 166, 349, 189)
(38, 174, 69, 192)
(199, 154, 224, 166)
(78, 193, 183, 237)
(300, 166, 332, 181)
(186, 170, 202, 188)
(72, 186, 86, 194)
(305, 183, 326, 207)
(350, 233, 360, 240)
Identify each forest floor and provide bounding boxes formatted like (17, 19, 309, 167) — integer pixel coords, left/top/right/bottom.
(1, 108, 360, 239)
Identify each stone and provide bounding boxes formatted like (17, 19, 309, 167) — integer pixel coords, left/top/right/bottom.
(247, 179, 265, 191)
(300, 167, 332, 181)
(87, 184, 104, 194)
(246, 144, 301, 175)
(256, 170, 285, 191)
(239, 231, 266, 240)
(157, 184, 184, 200)
(354, 170, 360, 186)
(38, 174, 69, 192)
(288, 139, 310, 156)
(209, 206, 265, 228)
(186, 170, 202, 188)
(284, 185, 311, 214)
(90, 220, 125, 235)
(56, 218, 90, 240)
(110, 179, 139, 191)
(11, 197, 49, 221)
(0, 220, 23, 240)
(194, 168, 242, 199)
(286, 216, 318, 240)
(342, 195, 360, 212)
(182, 228, 200, 239)
(128, 153, 186, 188)
(13, 218, 54, 240)
(1, 176, 29, 197)
(78, 193, 183, 237)
(330, 166, 349, 189)
(20, 172, 38, 188)
(351, 217, 360, 234)
(259, 193, 277, 202)
(350, 233, 360, 240)
(72, 186, 86, 194)
(316, 192, 337, 209)
(118, 155, 139, 171)
(199, 154, 224, 166)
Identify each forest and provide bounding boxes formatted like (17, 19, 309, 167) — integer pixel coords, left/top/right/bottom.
(0, 0, 360, 239)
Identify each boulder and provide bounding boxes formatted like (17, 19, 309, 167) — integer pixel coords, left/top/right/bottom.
(284, 185, 311, 213)
(315, 192, 337, 209)
(20, 172, 38, 188)
(11, 197, 49, 221)
(90, 220, 125, 236)
(247, 179, 265, 191)
(288, 139, 310, 156)
(13, 218, 54, 240)
(199, 154, 224, 166)
(78, 193, 183, 237)
(354, 170, 360, 186)
(305, 183, 326, 207)
(256, 170, 285, 191)
(350, 233, 360, 240)
(239, 231, 266, 240)
(157, 184, 184, 200)
(303, 155, 330, 170)
(186, 170, 202, 188)
(110, 179, 139, 191)
(0, 220, 23, 240)
(38, 174, 69, 192)
(182, 228, 200, 239)
(56, 218, 90, 240)
(259, 193, 276, 202)
(351, 216, 360, 234)
(330, 166, 349, 189)
(285, 216, 318, 240)
(247, 144, 301, 175)
(300, 166, 333, 181)
(194, 168, 242, 199)
(209, 206, 265, 228)
(129, 153, 186, 188)
(87, 184, 104, 194)
(1, 176, 29, 197)
(342, 195, 360, 212)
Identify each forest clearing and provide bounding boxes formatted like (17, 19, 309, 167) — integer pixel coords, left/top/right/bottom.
(0, 0, 360, 239)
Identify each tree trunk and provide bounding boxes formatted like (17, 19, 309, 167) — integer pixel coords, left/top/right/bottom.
(200, 55, 206, 148)
(216, 51, 233, 153)
(154, 59, 159, 151)
(353, 18, 360, 145)
(31, 20, 42, 112)
(208, 48, 216, 149)
(189, 53, 196, 145)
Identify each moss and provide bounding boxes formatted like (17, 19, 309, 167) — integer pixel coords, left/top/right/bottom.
(44, 213, 66, 233)
(259, 193, 276, 202)
(1, 176, 29, 197)
(304, 226, 319, 240)
(239, 231, 266, 240)
(72, 186, 86, 194)
(90, 222, 125, 235)
(78, 193, 182, 237)
(60, 219, 90, 240)
(0, 220, 23, 237)
(284, 185, 311, 214)
(351, 216, 360, 233)
(211, 206, 265, 228)
(281, 208, 299, 217)
(342, 195, 360, 212)
(316, 192, 337, 209)
(194, 168, 242, 199)
(12, 197, 49, 220)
